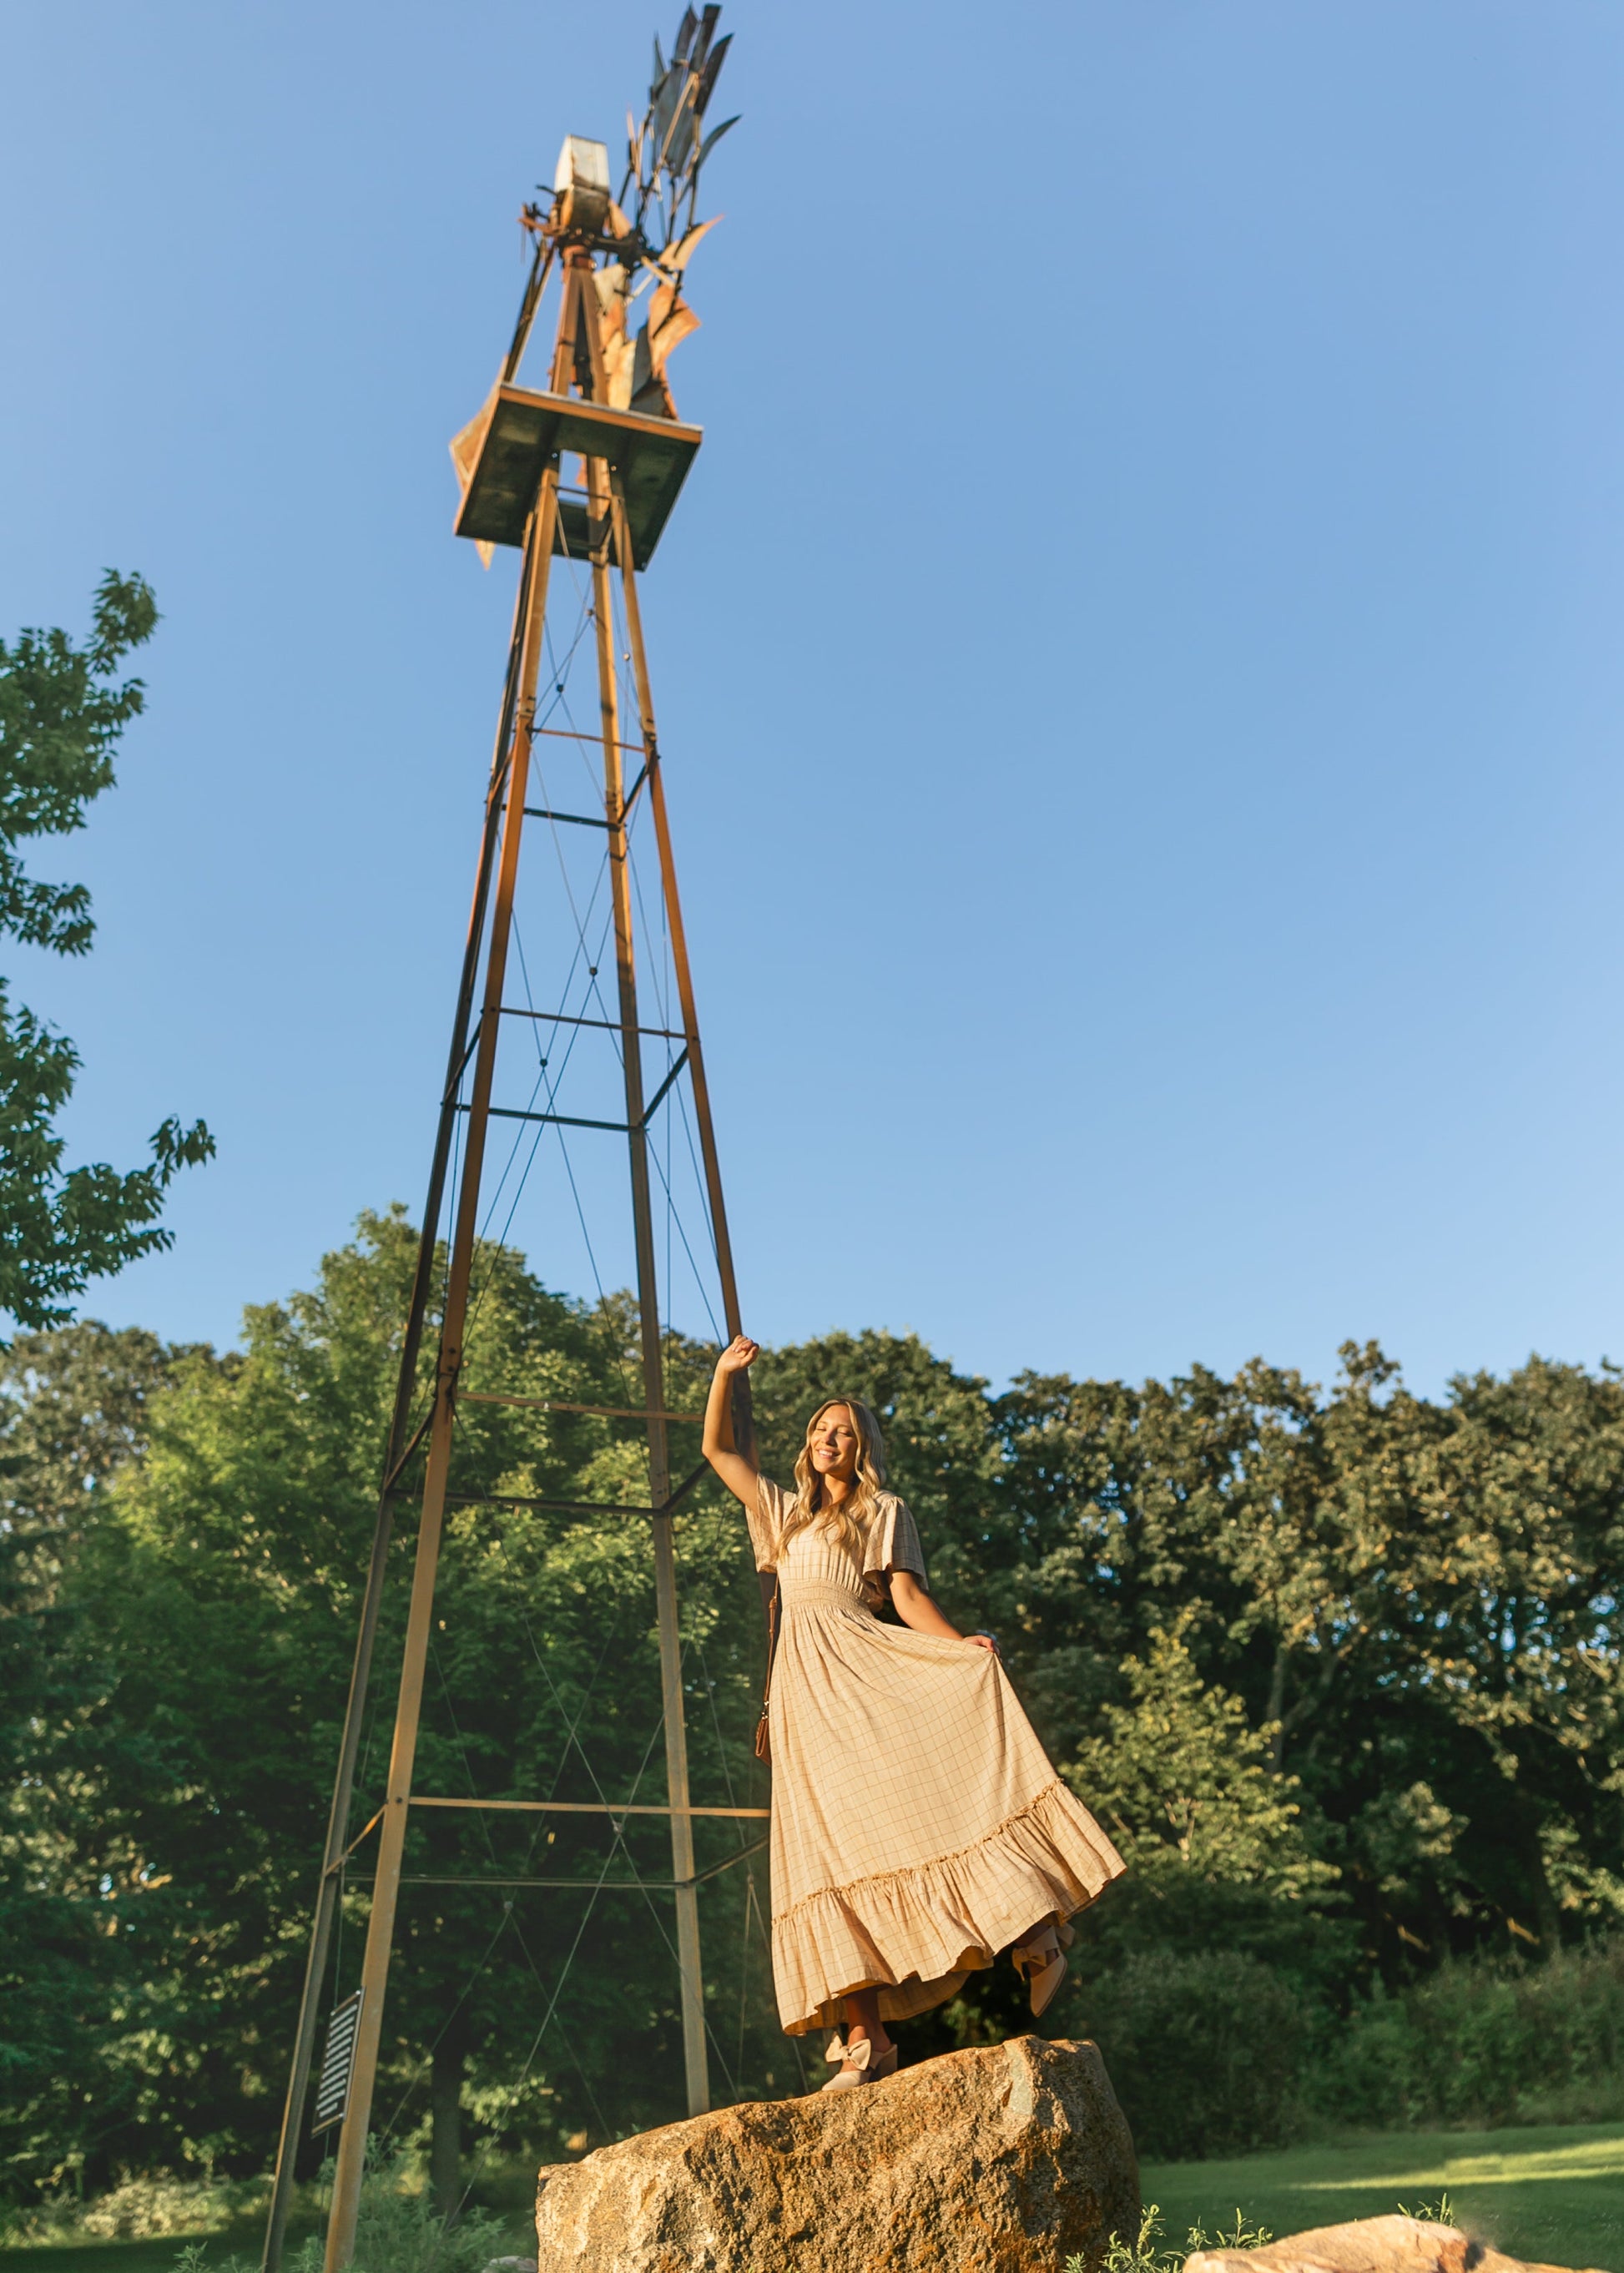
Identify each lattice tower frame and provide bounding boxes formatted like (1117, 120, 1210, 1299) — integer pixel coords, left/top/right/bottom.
(260, 229, 757, 2273)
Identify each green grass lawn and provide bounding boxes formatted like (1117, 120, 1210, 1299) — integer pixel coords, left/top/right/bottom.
(1142, 2122, 1624, 2271)
(0, 2230, 290, 2273)
(6, 2124, 1622, 2272)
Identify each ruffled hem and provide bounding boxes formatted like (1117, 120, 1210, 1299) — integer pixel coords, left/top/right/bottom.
(770, 1777, 1126, 2036)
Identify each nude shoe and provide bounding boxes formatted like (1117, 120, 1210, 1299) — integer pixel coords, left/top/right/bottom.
(820, 2033, 900, 2090)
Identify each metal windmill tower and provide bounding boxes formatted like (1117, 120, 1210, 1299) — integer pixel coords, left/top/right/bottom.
(261, 18, 753, 2268)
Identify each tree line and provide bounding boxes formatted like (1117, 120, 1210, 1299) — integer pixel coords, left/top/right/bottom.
(5, 1207, 1623, 2200)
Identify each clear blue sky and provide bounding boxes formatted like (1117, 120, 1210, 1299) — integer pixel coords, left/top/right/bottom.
(3, 0, 1621, 1399)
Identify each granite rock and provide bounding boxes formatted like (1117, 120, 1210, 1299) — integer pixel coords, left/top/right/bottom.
(532, 2034, 1139, 2271)
(1185, 2214, 1604, 2273)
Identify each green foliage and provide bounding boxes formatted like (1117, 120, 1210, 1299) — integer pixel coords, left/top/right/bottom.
(1070, 2203, 1273, 2273)
(4, 2172, 271, 2246)
(1395, 2194, 1457, 2227)
(991, 1343, 1624, 1961)
(3, 1211, 780, 2195)
(0, 572, 156, 955)
(340, 2175, 511, 2273)
(159, 2160, 517, 2273)
(0, 1323, 193, 2195)
(1309, 1944, 1624, 2130)
(9, 1250, 1624, 2193)
(0, 574, 212, 1328)
(1067, 1616, 1337, 1899)
(1075, 1950, 1311, 2161)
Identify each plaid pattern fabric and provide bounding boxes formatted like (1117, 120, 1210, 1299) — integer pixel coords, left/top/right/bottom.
(748, 1478, 1127, 2037)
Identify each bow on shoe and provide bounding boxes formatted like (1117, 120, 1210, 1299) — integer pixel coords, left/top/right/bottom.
(825, 2033, 871, 2070)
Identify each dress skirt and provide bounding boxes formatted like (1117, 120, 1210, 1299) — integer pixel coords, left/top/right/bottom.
(751, 1482, 1126, 2037)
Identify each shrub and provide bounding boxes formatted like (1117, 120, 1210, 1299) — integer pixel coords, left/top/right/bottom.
(176, 2170, 516, 2273)
(1, 2174, 270, 2248)
(1310, 1943, 1624, 2129)
(1077, 1949, 1309, 2161)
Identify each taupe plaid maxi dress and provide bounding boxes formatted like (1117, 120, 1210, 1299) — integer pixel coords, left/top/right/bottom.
(749, 1478, 1126, 2038)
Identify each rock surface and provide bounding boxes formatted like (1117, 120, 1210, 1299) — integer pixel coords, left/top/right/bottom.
(533, 2034, 1139, 2271)
(1185, 2215, 1603, 2273)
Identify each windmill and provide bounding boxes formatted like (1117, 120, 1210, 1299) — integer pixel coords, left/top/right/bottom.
(260, 18, 750, 2269)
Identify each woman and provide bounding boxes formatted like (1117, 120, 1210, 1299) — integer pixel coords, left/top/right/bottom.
(702, 1336, 1125, 2091)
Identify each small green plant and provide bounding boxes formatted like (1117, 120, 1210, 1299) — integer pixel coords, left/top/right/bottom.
(1396, 2193, 1458, 2229)
(1197, 2211, 1276, 2252)
(1069, 2202, 1273, 2273)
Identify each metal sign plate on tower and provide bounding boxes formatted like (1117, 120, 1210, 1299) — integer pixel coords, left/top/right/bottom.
(455, 387, 702, 566)
(311, 1992, 363, 2133)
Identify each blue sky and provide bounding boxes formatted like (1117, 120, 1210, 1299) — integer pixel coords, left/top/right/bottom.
(3, 0, 1622, 1399)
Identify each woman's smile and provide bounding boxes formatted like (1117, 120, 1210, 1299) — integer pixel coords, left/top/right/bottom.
(809, 1413, 858, 1479)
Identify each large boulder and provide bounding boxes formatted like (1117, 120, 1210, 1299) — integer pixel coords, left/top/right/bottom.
(1185, 2215, 1603, 2273)
(533, 2034, 1139, 2271)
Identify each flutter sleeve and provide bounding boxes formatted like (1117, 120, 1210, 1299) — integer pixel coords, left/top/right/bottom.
(863, 1494, 928, 1584)
(746, 1474, 789, 1573)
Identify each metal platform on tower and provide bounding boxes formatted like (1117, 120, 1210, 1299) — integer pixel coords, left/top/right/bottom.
(454, 387, 702, 565)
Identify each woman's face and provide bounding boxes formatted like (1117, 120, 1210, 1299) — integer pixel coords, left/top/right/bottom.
(808, 1404, 860, 1484)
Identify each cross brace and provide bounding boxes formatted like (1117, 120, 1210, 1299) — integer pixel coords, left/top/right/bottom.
(351, 1837, 768, 1894)
(458, 1046, 688, 1136)
(443, 1453, 709, 1520)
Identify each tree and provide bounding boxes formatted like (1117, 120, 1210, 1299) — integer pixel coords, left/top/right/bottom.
(991, 1344, 1624, 1971)
(1067, 1615, 1336, 1898)
(0, 1324, 189, 2194)
(0, 573, 212, 1329)
(18, 1213, 777, 2193)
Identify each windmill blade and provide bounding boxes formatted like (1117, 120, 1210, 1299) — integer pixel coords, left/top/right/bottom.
(694, 113, 738, 170)
(650, 63, 684, 176)
(673, 7, 699, 63)
(690, 4, 722, 72)
(695, 33, 732, 116)
(659, 79, 698, 176)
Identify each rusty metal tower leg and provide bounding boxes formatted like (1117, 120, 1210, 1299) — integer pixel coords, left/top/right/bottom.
(261, 537, 542, 2273)
(608, 476, 753, 1466)
(587, 444, 709, 2118)
(321, 475, 559, 2273)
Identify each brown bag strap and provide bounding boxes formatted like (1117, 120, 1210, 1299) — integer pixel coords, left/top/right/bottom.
(754, 1577, 780, 1763)
(761, 1575, 780, 1702)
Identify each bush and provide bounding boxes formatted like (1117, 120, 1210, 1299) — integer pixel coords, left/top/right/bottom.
(1077, 1949, 1309, 2162)
(1070, 1870, 1357, 2012)
(174, 2165, 517, 2273)
(1311, 1943, 1624, 2129)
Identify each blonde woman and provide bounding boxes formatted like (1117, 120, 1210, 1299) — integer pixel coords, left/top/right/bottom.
(703, 1335, 1125, 2091)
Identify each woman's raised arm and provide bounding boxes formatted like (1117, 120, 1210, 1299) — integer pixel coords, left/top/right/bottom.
(702, 1333, 761, 1507)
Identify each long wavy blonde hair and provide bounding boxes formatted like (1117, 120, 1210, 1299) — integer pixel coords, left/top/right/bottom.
(770, 1396, 888, 1562)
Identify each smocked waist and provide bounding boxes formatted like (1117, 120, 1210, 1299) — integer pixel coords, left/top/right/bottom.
(779, 1579, 875, 1615)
